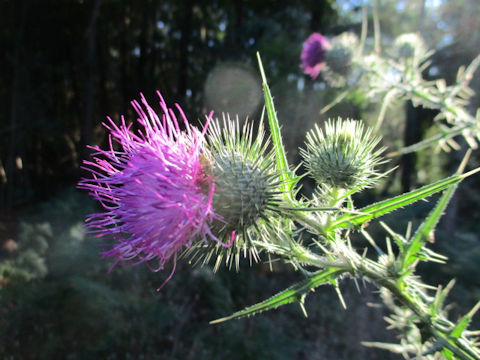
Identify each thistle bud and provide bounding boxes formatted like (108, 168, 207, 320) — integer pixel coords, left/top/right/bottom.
(301, 118, 386, 191)
(323, 33, 359, 86)
(187, 115, 282, 270)
(211, 151, 271, 234)
(392, 33, 427, 63)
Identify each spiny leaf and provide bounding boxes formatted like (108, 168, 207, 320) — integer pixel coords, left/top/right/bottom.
(403, 150, 471, 268)
(210, 267, 345, 324)
(257, 52, 296, 202)
(440, 347, 455, 360)
(387, 125, 469, 157)
(438, 334, 480, 360)
(327, 169, 480, 230)
(402, 180, 455, 268)
(379, 221, 406, 253)
(450, 301, 480, 339)
(431, 280, 456, 315)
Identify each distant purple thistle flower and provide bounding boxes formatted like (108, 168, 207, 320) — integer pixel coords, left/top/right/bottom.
(79, 91, 220, 285)
(301, 33, 331, 79)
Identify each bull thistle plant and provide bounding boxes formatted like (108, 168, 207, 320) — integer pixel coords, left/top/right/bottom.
(301, 25, 480, 155)
(79, 31, 480, 359)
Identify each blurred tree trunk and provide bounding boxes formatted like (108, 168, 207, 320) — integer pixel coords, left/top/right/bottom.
(120, 0, 131, 114)
(80, 0, 102, 164)
(5, 2, 27, 210)
(138, 0, 150, 90)
(98, 26, 109, 134)
(146, 3, 158, 91)
(400, 0, 427, 193)
(400, 101, 420, 192)
(178, 0, 192, 102)
(6, 54, 20, 210)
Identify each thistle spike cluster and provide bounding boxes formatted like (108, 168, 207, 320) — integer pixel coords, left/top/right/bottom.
(301, 118, 386, 190)
(77, 66, 480, 357)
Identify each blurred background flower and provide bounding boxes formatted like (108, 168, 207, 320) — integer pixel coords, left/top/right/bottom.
(301, 32, 331, 79)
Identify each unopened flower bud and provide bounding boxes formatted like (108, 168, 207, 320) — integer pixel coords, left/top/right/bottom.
(393, 33, 427, 62)
(324, 33, 358, 86)
(189, 115, 282, 270)
(301, 118, 386, 190)
(212, 152, 272, 233)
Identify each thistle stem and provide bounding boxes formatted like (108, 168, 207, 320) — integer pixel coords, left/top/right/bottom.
(285, 209, 327, 235)
(292, 242, 480, 360)
(368, 66, 476, 125)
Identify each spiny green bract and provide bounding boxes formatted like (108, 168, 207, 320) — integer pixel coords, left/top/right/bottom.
(211, 152, 272, 232)
(186, 115, 283, 271)
(300, 118, 386, 191)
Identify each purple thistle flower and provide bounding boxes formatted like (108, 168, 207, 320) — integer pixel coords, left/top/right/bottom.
(79, 91, 221, 287)
(301, 33, 331, 79)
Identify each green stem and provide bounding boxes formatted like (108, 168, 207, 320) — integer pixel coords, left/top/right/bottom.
(290, 244, 350, 269)
(369, 67, 475, 125)
(280, 204, 327, 235)
(291, 241, 480, 359)
(387, 125, 469, 157)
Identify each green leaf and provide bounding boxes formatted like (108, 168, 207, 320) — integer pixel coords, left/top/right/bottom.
(257, 52, 296, 202)
(402, 186, 457, 266)
(327, 169, 480, 231)
(440, 348, 454, 360)
(450, 301, 480, 339)
(437, 335, 480, 360)
(403, 150, 471, 268)
(210, 267, 345, 324)
(431, 280, 456, 316)
(403, 180, 456, 267)
(386, 125, 468, 156)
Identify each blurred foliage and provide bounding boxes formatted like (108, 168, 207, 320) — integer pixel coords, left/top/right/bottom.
(1, 0, 338, 206)
(0, 190, 396, 359)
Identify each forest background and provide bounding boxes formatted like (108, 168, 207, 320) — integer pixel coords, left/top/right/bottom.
(2, 0, 480, 359)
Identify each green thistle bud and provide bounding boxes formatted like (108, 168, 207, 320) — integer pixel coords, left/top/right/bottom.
(187, 115, 282, 270)
(324, 32, 358, 87)
(300, 118, 386, 191)
(392, 33, 427, 63)
(326, 47, 353, 76)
